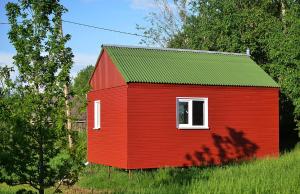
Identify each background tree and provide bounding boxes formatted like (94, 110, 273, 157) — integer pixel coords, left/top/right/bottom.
(137, 0, 190, 46)
(0, 66, 14, 97)
(0, 66, 14, 166)
(139, 0, 300, 149)
(71, 65, 94, 123)
(67, 65, 94, 163)
(0, 1, 80, 193)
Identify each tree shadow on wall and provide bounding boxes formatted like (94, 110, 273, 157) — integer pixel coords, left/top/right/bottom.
(185, 127, 259, 166)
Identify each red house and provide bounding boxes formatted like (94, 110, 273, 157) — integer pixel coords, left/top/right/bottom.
(87, 45, 279, 169)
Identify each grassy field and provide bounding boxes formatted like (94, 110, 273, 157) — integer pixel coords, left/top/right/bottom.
(1, 149, 300, 194)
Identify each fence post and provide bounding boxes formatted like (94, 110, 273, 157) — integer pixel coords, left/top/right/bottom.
(128, 170, 132, 179)
(108, 166, 111, 179)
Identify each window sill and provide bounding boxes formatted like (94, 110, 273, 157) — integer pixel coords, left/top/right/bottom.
(178, 126, 210, 130)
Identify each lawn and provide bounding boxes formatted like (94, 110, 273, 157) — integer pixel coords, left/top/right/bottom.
(1, 149, 300, 194)
(77, 149, 300, 194)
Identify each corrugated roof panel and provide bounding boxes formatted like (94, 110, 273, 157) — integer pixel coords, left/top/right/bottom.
(104, 45, 279, 87)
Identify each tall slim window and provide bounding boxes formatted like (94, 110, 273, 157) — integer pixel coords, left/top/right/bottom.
(94, 100, 101, 129)
(177, 97, 208, 129)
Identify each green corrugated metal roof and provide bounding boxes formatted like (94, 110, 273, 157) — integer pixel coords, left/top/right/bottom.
(103, 45, 279, 87)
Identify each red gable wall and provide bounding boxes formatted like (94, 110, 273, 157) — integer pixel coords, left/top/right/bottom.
(89, 49, 126, 90)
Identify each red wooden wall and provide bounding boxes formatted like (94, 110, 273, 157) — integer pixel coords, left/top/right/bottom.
(87, 49, 128, 168)
(127, 83, 279, 169)
(87, 86, 128, 168)
(89, 49, 126, 90)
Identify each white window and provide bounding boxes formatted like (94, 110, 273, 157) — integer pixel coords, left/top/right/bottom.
(94, 100, 101, 129)
(176, 97, 208, 129)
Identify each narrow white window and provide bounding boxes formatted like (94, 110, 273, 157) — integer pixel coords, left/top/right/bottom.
(94, 100, 101, 129)
(176, 97, 208, 129)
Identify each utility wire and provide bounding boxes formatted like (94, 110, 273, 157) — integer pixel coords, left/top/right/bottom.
(62, 20, 149, 38)
(0, 20, 150, 39)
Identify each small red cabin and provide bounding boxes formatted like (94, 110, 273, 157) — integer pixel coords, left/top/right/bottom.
(87, 45, 279, 169)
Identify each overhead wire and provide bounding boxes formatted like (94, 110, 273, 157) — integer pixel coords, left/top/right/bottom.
(0, 20, 151, 39)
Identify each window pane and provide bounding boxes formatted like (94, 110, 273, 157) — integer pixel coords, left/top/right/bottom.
(178, 101, 188, 124)
(193, 101, 204, 125)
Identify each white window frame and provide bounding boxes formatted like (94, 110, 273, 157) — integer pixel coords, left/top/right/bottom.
(176, 97, 209, 129)
(93, 100, 101, 129)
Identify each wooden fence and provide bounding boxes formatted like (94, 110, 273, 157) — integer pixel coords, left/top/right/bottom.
(72, 120, 87, 131)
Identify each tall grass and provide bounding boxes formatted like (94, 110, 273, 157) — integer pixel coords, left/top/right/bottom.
(78, 149, 300, 194)
(1, 149, 299, 193)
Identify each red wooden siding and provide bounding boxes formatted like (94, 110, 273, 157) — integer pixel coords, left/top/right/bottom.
(87, 50, 128, 168)
(87, 86, 128, 168)
(127, 83, 279, 169)
(89, 49, 126, 90)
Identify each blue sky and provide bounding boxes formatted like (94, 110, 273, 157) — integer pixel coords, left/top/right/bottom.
(0, 0, 155, 77)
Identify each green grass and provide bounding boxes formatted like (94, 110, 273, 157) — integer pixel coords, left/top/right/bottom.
(78, 149, 300, 194)
(2, 149, 300, 193)
(0, 183, 55, 194)
(0, 183, 34, 194)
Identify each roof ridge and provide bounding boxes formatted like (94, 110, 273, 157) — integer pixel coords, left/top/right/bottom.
(102, 44, 250, 56)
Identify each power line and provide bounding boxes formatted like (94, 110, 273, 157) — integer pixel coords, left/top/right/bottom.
(0, 20, 150, 39)
(62, 20, 149, 38)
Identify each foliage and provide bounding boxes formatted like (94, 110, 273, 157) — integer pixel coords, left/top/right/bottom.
(0, 66, 14, 93)
(0, 1, 78, 193)
(0, 66, 15, 187)
(142, 0, 300, 142)
(137, 0, 190, 46)
(0, 66, 14, 131)
(71, 65, 94, 121)
(72, 65, 94, 99)
(72, 131, 87, 163)
(0, 131, 87, 194)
